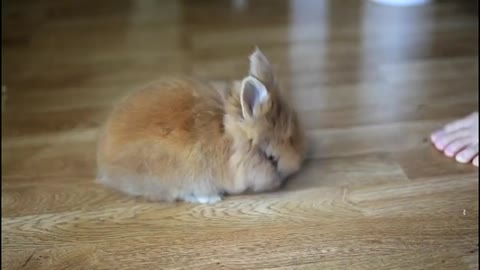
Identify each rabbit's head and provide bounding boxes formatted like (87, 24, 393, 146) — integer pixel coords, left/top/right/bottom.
(225, 48, 306, 191)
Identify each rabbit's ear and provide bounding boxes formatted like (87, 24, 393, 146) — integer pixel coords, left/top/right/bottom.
(240, 76, 271, 119)
(249, 47, 274, 85)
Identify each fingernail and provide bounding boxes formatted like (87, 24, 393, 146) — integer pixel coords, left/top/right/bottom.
(436, 141, 447, 150)
(431, 131, 443, 142)
(456, 154, 469, 163)
(444, 150, 454, 157)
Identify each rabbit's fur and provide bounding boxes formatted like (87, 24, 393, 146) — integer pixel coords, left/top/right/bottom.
(97, 48, 306, 203)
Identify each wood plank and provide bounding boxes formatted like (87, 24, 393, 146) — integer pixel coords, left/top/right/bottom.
(2, 0, 478, 269)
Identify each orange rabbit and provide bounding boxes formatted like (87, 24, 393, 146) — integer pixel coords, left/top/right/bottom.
(97, 48, 306, 203)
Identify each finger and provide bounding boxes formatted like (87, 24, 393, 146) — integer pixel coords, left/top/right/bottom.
(455, 144, 479, 163)
(444, 138, 471, 157)
(433, 129, 470, 151)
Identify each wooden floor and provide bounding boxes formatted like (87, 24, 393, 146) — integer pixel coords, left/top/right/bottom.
(2, 0, 479, 269)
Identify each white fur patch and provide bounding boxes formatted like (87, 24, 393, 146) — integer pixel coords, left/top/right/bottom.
(184, 194, 223, 204)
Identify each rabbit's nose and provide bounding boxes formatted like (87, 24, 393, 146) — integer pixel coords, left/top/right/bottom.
(278, 159, 301, 177)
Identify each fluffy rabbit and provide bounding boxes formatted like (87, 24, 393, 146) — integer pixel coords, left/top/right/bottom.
(97, 48, 306, 203)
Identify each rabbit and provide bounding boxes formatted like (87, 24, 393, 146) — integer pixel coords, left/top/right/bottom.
(96, 48, 306, 204)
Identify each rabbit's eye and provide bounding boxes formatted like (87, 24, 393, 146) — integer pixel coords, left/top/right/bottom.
(266, 154, 278, 167)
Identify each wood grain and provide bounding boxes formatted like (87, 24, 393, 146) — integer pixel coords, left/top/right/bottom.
(2, 0, 478, 269)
